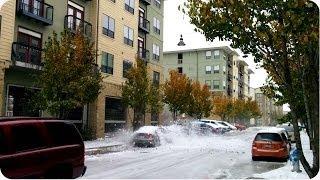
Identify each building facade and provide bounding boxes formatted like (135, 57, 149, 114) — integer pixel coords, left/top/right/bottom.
(163, 46, 253, 100)
(0, 0, 164, 138)
(254, 88, 283, 126)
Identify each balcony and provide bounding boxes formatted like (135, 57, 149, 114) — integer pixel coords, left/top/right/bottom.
(140, 0, 151, 5)
(11, 42, 43, 70)
(64, 15, 92, 37)
(139, 18, 150, 33)
(138, 49, 150, 62)
(228, 74, 233, 81)
(16, 0, 53, 26)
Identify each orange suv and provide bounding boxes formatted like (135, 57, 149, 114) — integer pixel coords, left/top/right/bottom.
(0, 117, 86, 179)
(252, 128, 290, 162)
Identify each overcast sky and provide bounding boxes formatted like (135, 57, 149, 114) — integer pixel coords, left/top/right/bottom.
(163, 0, 291, 111)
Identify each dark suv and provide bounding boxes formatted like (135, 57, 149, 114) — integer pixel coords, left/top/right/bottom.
(0, 117, 86, 179)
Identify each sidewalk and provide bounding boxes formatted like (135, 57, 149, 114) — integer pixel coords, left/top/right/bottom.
(84, 138, 126, 156)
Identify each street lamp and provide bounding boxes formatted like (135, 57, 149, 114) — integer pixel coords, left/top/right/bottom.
(177, 34, 186, 46)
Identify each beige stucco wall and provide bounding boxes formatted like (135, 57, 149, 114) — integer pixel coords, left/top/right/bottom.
(0, 0, 15, 115)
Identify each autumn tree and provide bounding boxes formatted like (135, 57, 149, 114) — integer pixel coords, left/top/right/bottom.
(183, 0, 318, 177)
(163, 70, 192, 121)
(36, 30, 102, 119)
(213, 97, 233, 121)
(187, 81, 212, 119)
(233, 98, 261, 125)
(122, 59, 149, 130)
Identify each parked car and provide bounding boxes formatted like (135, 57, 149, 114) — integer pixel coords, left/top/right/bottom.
(234, 123, 246, 131)
(200, 119, 231, 133)
(277, 123, 295, 142)
(131, 126, 161, 147)
(0, 117, 86, 179)
(216, 121, 237, 130)
(252, 128, 291, 162)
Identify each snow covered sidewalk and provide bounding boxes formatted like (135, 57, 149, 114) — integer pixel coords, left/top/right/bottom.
(251, 131, 312, 179)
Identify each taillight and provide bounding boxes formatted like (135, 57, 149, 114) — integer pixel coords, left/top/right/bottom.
(252, 142, 257, 147)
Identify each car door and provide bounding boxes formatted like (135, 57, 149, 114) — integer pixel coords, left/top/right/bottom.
(1, 123, 47, 178)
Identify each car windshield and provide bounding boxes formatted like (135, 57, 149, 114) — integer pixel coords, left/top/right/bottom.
(255, 133, 283, 142)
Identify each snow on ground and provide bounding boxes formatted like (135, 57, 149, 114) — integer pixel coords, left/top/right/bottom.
(253, 130, 312, 179)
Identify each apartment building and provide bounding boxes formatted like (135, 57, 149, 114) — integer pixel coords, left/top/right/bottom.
(0, 0, 164, 138)
(163, 46, 252, 100)
(254, 88, 283, 126)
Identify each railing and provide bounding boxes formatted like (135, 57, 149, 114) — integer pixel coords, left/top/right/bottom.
(12, 42, 42, 67)
(140, 0, 151, 5)
(64, 15, 92, 37)
(139, 18, 150, 33)
(138, 49, 150, 62)
(17, 0, 53, 25)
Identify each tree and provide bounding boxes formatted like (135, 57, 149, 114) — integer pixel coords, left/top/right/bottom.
(183, 0, 318, 177)
(122, 59, 150, 131)
(36, 30, 102, 119)
(212, 97, 233, 121)
(187, 81, 212, 119)
(163, 70, 192, 121)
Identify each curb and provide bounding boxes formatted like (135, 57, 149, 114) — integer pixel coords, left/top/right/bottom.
(85, 144, 126, 156)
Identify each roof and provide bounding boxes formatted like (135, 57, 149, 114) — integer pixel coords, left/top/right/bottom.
(258, 127, 287, 134)
(135, 126, 159, 134)
(163, 46, 239, 56)
(248, 69, 254, 74)
(238, 60, 249, 66)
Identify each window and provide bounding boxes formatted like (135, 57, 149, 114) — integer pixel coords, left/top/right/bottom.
(124, 26, 134, 46)
(205, 80, 212, 89)
(223, 55, 226, 60)
(178, 53, 183, 59)
(205, 66, 212, 74)
(11, 125, 45, 152)
(153, 71, 160, 85)
(102, 15, 115, 38)
(105, 97, 125, 132)
(178, 59, 183, 64)
(154, 0, 161, 8)
(101, 52, 114, 74)
(213, 80, 220, 89)
(222, 66, 226, 74)
(123, 60, 132, 78)
(213, 50, 220, 59)
(206, 51, 211, 59)
(222, 80, 226, 89)
(153, 17, 160, 35)
(178, 67, 183, 74)
(255, 133, 282, 142)
(125, 0, 135, 14)
(214, 65, 220, 73)
(153, 44, 160, 60)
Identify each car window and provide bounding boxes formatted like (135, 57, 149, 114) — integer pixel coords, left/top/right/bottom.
(281, 133, 288, 141)
(11, 124, 46, 152)
(254, 133, 282, 142)
(46, 122, 82, 146)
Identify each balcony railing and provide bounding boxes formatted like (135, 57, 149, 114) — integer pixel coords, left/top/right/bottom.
(12, 42, 43, 69)
(138, 49, 150, 62)
(139, 18, 150, 33)
(140, 0, 151, 5)
(17, 0, 53, 25)
(64, 15, 92, 37)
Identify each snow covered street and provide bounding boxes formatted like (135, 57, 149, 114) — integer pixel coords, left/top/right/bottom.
(81, 126, 309, 179)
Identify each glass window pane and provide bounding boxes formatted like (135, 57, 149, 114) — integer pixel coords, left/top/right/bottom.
(206, 66, 211, 71)
(124, 26, 128, 38)
(206, 51, 212, 57)
(109, 17, 115, 31)
(129, 28, 133, 40)
(101, 52, 107, 65)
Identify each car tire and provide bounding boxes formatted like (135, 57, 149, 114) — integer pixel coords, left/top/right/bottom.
(252, 156, 258, 161)
(45, 164, 73, 179)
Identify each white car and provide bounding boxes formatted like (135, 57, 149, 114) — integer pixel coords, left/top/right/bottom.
(217, 121, 237, 130)
(200, 119, 231, 133)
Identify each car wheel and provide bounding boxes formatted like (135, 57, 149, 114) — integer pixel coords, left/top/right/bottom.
(252, 156, 258, 161)
(45, 164, 73, 179)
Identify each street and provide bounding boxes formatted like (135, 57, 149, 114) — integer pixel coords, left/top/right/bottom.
(83, 127, 286, 179)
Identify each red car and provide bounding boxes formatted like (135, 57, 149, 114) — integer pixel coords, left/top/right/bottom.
(0, 117, 86, 179)
(234, 123, 246, 131)
(252, 128, 290, 161)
